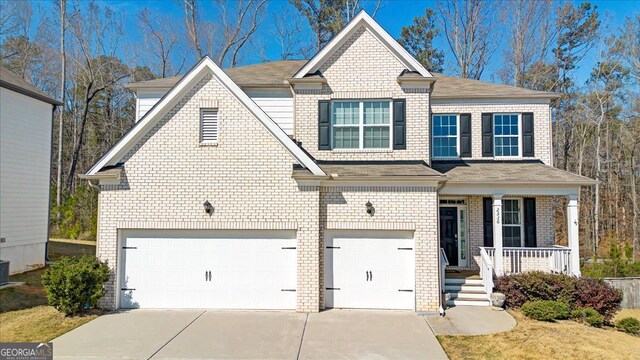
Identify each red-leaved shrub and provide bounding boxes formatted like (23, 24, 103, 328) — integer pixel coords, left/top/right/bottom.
(574, 277, 622, 321)
(494, 271, 622, 321)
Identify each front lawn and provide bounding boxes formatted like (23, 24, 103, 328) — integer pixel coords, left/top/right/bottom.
(0, 240, 100, 342)
(438, 310, 640, 360)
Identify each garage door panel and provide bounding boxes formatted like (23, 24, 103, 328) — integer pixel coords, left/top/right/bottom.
(325, 231, 415, 310)
(120, 231, 296, 309)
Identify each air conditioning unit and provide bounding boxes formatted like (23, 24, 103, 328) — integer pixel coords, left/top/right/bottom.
(0, 260, 9, 285)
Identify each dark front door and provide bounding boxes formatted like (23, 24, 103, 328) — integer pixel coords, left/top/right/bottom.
(439, 207, 458, 266)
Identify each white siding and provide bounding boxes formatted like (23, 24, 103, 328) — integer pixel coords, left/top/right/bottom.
(244, 88, 294, 136)
(0, 87, 53, 273)
(136, 89, 168, 122)
(135, 87, 295, 136)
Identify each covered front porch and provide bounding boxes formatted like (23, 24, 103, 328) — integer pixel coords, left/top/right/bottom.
(432, 160, 596, 307)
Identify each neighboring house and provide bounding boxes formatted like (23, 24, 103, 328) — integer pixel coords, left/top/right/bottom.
(0, 67, 61, 274)
(83, 12, 595, 312)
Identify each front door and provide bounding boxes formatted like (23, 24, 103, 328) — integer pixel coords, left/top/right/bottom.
(439, 207, 458, 266)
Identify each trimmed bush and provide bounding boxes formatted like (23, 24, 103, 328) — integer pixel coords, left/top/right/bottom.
(494, 272, 578, 308)
(41, 255, 110, 316)
(494, 272, 622, 321)
(571, 307, 604, 327)
(521, 300, 570, 321)
(616, 317, 640, 335)
(573, 277, 622, 321)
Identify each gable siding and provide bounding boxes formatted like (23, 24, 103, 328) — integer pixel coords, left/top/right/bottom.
(98, 74, 320, 311)
(0, 88, 52, 273)
(431, 101, 552, 165)
(294, 26, 430, 161)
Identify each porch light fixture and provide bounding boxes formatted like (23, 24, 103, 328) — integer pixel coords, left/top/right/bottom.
(203, 200, 214, 215)
(365, 201, 375, 216)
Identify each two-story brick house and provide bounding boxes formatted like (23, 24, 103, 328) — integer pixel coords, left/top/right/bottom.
(83, 12, 594, 312)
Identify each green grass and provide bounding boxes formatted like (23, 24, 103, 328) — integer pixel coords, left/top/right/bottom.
(0, 240, 100, 342)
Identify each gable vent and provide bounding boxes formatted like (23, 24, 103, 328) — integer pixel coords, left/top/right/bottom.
(200, 108, 218, 143)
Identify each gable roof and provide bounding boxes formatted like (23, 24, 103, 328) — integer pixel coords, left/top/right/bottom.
(87, 56, 325, 177)
(124, 60, 558, 100)
(431, 73, 559, 100)
(292, 11, 432, 79)
(0, 66, 62, 105)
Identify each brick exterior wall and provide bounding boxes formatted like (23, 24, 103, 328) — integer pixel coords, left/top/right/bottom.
(294, 27, 431, 161)
(431, 101, 552, 165)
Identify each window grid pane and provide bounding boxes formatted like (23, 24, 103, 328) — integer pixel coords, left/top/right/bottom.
(364, 127, 390, 148)
(334, 127, 359, 149)
(494, 114, 519, 156)
(432, 115, 458, 157)
(331, 101, 391, 150)
(363, 101, 390, 125)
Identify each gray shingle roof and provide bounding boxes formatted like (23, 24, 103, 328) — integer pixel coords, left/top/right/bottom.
(0, 66, 62, 105)
(431, 160, 596, 185)
(292, 161, 445, 179)
(125, 60, 559, 99)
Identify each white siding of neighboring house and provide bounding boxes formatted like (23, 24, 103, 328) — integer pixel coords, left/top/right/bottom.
(0, 87, 53, 274)
(135, 87, 295, 136)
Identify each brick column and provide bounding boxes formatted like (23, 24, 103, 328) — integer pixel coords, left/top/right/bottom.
(296, 184, 321, 312)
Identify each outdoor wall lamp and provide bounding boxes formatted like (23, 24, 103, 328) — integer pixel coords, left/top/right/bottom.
(366, 201, 375, 216)
(203, 200, 214, 215)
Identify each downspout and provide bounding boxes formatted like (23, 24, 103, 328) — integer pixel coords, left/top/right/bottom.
(45, 104, 57, 263)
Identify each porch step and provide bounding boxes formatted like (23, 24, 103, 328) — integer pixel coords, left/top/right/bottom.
(447, 298, 491, 307)
(445, 283, 485, 292)
(444, 278, 483, 286)
(447, 290, 487, 300)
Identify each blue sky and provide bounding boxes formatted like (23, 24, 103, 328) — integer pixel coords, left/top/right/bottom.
(29, 0, 640, 84)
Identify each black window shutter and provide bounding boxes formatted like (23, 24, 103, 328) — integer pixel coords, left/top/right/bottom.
(522, 112, 535, 157)
(460, 113, 472, 157)
(524, 198, 537, 247)
(483, 197, 494, 247)
(318, 100, 331, 150)
(393, 99, 406, 150)
(481, 113, 493, 157)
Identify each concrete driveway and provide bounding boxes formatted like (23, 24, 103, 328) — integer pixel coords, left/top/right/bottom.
(53, 309, 448, 360)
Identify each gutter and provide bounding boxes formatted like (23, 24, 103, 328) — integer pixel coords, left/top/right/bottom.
(45, 104, 58, 262)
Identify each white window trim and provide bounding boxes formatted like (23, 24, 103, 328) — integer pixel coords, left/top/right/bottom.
(502, 197, 524, 247)
(331, 100, 393, 151)
(493, 113, 522, 159)
(200, 108, 219, 145)
(431, 113, 460, 159)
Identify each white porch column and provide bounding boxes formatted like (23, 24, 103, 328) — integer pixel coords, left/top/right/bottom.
(492, 195, 504, 276)
(567, 194, 581, 276)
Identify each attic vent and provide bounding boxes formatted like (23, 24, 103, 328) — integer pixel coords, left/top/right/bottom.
(200, 108, 218, 143)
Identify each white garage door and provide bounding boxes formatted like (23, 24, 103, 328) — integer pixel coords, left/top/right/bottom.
(119, 230, 296, 309)
(324, 231, 415, 310)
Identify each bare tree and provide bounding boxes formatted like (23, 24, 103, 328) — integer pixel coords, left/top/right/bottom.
(271, 9, 306, 60)
(56, 0, 67, 222)
(138, 8, 186, 77)
(499, 0, 555, 86)
(176, 0, 203, 59)
(437, 0, 496, 80)
(216, 0, 268, 67)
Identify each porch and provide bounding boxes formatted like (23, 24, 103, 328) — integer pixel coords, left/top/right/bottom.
(432, 161, 597, 308)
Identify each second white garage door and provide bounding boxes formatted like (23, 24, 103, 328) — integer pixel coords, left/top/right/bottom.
(324, 230, 415, 310)
(119, 230, 296, 309)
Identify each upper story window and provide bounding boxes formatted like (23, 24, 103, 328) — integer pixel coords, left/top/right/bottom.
(200, 108, 219, 144)
(494, 114, 520, 157)
(432, 114, 459, 158)
(332, 100, 391, 150)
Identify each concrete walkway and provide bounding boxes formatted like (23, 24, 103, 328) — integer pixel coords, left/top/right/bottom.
(425, 306, 517, 335)
(53, 309, 448, 360)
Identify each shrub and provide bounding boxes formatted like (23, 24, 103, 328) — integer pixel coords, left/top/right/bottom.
(494, 272, 622, 321)
(616, 317, 640, 335)
(41, 255, 110, 316)
(574, 277, 622, 321)
(521, 300, 570, 321)
(494, 272, 578, 308)
(571, 307, 604, 327)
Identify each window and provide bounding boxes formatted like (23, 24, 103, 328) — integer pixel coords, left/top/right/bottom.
(432, 114, 458, 158)
(200, 108, 218, 143)
(332, 100, 391, 149)
(494, 114, 520, 157)
(502, 199, 523, 247)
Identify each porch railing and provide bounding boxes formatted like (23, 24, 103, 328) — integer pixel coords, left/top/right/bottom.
(439, 248, 449, 311)
(479, 247, 494, 301)
(484, 246, 572, 275)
